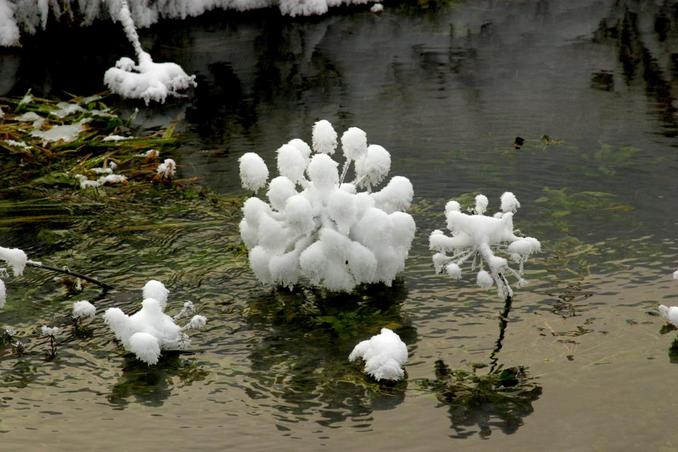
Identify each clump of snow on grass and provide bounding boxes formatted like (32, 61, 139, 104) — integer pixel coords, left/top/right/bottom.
(349, 328, 408, 381)
(31, 118, 90, 144)
(103, 134, 132, 142)
(15, 111, 44, 128)
(104, 280, 205, 365)
(3, 139, 30, 149)
(103, 1, 196, 104)
(156, 158, 176, 180)
(673, 270, 678, 280)
(429, 193, 540, 299)
(238, 120, 415, 292)
(50, 102, 85, 119)
(72, 300, 96, 319)
(370, 3, 384, 13)
(75, 173, 127, 189)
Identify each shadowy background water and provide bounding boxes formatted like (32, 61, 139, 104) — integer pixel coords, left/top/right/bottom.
(2, 0, 678, 450)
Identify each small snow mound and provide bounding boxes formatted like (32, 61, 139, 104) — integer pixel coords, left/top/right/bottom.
(349, 328, 408, 381)
(72, 300, 97, 319)
(370, 3, 384, 13)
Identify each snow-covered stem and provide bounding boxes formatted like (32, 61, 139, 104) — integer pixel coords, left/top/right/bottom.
(489, 292, 513, 373)
(26, 261, 114, 290)
(429, 192, 540, 299)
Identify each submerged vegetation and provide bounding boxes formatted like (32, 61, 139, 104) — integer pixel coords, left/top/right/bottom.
(420, 360, 542, 438)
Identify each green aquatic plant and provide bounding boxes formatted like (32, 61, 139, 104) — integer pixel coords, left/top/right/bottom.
(420, 360, 542, 438)
(580, 144, 639, 177)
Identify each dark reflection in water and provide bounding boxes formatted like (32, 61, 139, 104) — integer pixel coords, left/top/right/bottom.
(108, 354, 209, 409)
(244, 282, 415, 430)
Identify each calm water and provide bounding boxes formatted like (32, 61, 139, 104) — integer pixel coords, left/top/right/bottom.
(2, 0, 678, 450)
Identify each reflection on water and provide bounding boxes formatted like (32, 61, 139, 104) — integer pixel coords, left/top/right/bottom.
(1, 0, 678, 449)
(244, 283, 415, 430)
(108, 354, 209, 408)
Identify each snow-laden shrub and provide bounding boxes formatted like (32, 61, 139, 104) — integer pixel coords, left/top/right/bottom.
(238, 120, 416, 292)
(103, 280, 207, 365)
(349, 328, 408, 381)
(103, 0, 196, 104)
(429, 192, 540, 299)
(0, 246, 28, 309)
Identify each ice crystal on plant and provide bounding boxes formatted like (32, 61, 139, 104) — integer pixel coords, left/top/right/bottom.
(238, 120, 415, 293)
(429, 192, 540, 299)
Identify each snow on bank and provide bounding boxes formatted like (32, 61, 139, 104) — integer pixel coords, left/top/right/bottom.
(0, 0, 377, 47)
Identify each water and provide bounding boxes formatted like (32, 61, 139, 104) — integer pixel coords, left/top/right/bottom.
(2, 0, 678, 449)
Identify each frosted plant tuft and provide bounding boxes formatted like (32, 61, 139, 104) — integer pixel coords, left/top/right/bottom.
(103, 280, 206, 365)
(238, 120, 415, 293)
(103, 0, 196, 104)
(429, 193, 541, 299)
(349, 328, 408, 381)
(72, 300, 96, 320)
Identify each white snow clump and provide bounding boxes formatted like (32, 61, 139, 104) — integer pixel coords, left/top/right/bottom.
(349, 328, 408, 381)
(103, 0, 196, 104)
(41, 326, 60, 337)
(659, 305, 678, 328)
(673, 270, 678, 280)
(370, 3, 384, 13)
(0, 246, 28, 309)
(103, 280, 205, 365)
(429, 192, 540, 299)
(238, 120, 415, 292)
(72, 300, 97, 319)
(156, 158, 177, 180)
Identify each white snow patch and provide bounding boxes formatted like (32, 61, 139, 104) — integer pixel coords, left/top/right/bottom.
(72, 300, 97, 319)
(349, 328, 408, 381)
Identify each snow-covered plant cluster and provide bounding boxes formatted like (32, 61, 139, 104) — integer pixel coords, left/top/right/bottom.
(238, 120, 415, 293)
(103, 280, 207, 365)
(0, 0, 384, 47)
(0, 246, 28, 309)
(75, 161, 128, 189)
(349, 328, 408, 381)
(429, 193, 541, 299)
(103, 0, 196, 104)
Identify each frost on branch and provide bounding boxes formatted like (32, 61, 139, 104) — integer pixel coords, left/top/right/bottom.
(103, 280, 206, 365)
(239, 120, 415, 293)
(103, 0, 196, 104)
(429, 192, 540, 299)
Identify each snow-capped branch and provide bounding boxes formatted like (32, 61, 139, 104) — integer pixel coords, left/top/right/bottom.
(429, 192, 540, 299)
